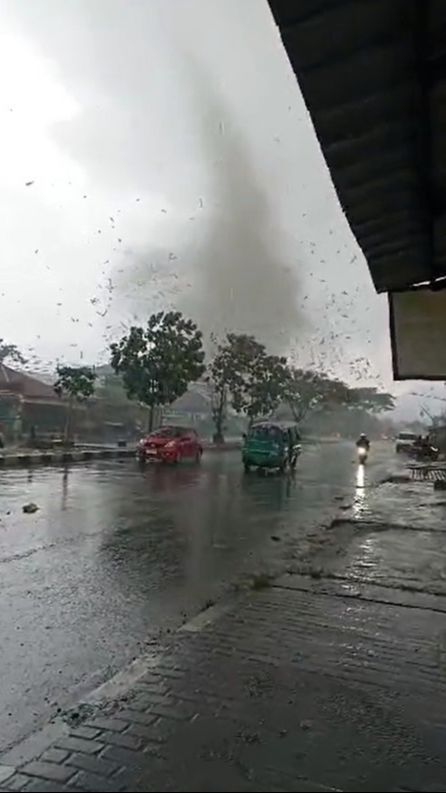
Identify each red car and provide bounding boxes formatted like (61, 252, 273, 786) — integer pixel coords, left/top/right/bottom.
(137, 426, 203, 464)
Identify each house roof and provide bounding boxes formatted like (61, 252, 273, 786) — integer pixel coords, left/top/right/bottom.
(0, 364, 59, 401)
(268, 0, 446, 293)
(171, 389, 211, 413)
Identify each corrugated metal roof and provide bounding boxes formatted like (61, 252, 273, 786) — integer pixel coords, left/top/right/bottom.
(268, 0, 446, 292)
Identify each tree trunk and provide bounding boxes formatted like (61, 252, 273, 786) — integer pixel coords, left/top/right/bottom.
(148, 404, 155, 432)
(213, 411, 224, 444)
(212, 388, 226, 444)
(64, 398, 73, 444)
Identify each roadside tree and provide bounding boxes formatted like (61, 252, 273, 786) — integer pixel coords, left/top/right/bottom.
(54, 365, 97, 442)
(348, 386, 395, 413)
(281, 368, 352, 423)
(110, 311, 205, 431)
(208, 333, 288, 434)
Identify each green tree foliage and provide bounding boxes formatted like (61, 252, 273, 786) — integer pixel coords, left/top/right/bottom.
(0, 339, 26, 366)
(347, 386, 395, 413)
(54, 365, 97, 441)
(281, 368, 352, 423)
(54, 365, 97, 401)
(246, 353, 289, 423)
(110, 311, 205, 429)
(208, 333, 288, 433)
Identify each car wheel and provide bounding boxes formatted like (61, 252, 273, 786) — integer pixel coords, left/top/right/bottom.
(244, 462, 251, 473)
(195, 450, 202, 463)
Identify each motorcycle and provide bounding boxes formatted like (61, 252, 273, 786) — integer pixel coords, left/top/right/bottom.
(357, 445, 368, 464)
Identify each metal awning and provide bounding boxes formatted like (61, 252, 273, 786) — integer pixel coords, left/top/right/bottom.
(268, 0, 446, 293)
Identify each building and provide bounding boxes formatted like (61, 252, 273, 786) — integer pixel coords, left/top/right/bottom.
(0, 364, 65, 440)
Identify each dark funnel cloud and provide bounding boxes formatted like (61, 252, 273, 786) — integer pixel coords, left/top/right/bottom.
(112, 65, 304, 353)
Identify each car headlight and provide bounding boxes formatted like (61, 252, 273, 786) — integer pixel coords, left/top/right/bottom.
(164, 441, 176, 449)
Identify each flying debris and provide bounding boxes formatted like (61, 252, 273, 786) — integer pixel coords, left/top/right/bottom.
(25, 181, 34, 187)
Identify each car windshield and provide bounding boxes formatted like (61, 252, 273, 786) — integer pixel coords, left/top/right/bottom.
(398, 433, 417, 441)
(249, 425, 282, 441)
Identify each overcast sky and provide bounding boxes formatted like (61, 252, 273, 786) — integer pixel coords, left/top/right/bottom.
(1, 0, 443, 414)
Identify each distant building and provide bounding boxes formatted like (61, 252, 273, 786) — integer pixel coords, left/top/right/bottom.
(0, 364, 65, 439)
(163, 388, 211, 425)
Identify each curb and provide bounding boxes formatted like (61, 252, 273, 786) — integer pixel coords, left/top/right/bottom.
(0, 443, 241, 468)
(0, 448, 136, 467)
(0, 441, 369, 469)
(0, 598, 237, 770)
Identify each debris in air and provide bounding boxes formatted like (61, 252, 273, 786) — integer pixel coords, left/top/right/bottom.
(25, 181, 34, 187)
(22, 503, 39, 514)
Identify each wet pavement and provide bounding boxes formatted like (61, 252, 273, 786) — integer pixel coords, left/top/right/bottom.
(0, 441, 441, 753)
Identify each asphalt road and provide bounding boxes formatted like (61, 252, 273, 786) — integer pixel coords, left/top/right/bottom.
(0, 441, 403, 751)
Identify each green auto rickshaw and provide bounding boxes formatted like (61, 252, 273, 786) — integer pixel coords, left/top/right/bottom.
(242, 421, 301, 473)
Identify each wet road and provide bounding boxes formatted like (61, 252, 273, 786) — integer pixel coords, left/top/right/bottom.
(0, 442, 402, 750)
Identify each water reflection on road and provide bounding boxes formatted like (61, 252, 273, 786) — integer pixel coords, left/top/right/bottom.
(352, 462, 367, 519)
(0, 441, 392, 750)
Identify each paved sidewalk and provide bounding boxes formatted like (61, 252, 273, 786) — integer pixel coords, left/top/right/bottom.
(2, 568, 446, 792)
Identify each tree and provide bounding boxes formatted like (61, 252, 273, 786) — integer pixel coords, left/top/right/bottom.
(54, 365, 97, 441)
(207, 341, 232, 443)
(110, 311, 205, 430)
(348, 387, 395, 413)
(208, 333, 288, 434)
(281, 368, 352, 423)
(244, 353, 289, 423)
(0, 339, 26, 366)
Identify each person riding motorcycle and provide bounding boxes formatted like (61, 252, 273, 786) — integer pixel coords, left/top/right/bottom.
(356, 433, 370, 451)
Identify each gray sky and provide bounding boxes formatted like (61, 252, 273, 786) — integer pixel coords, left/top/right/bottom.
(1, 0, 441, 412)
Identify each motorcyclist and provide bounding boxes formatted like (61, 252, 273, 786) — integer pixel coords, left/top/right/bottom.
(356, 433, 370, 451)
